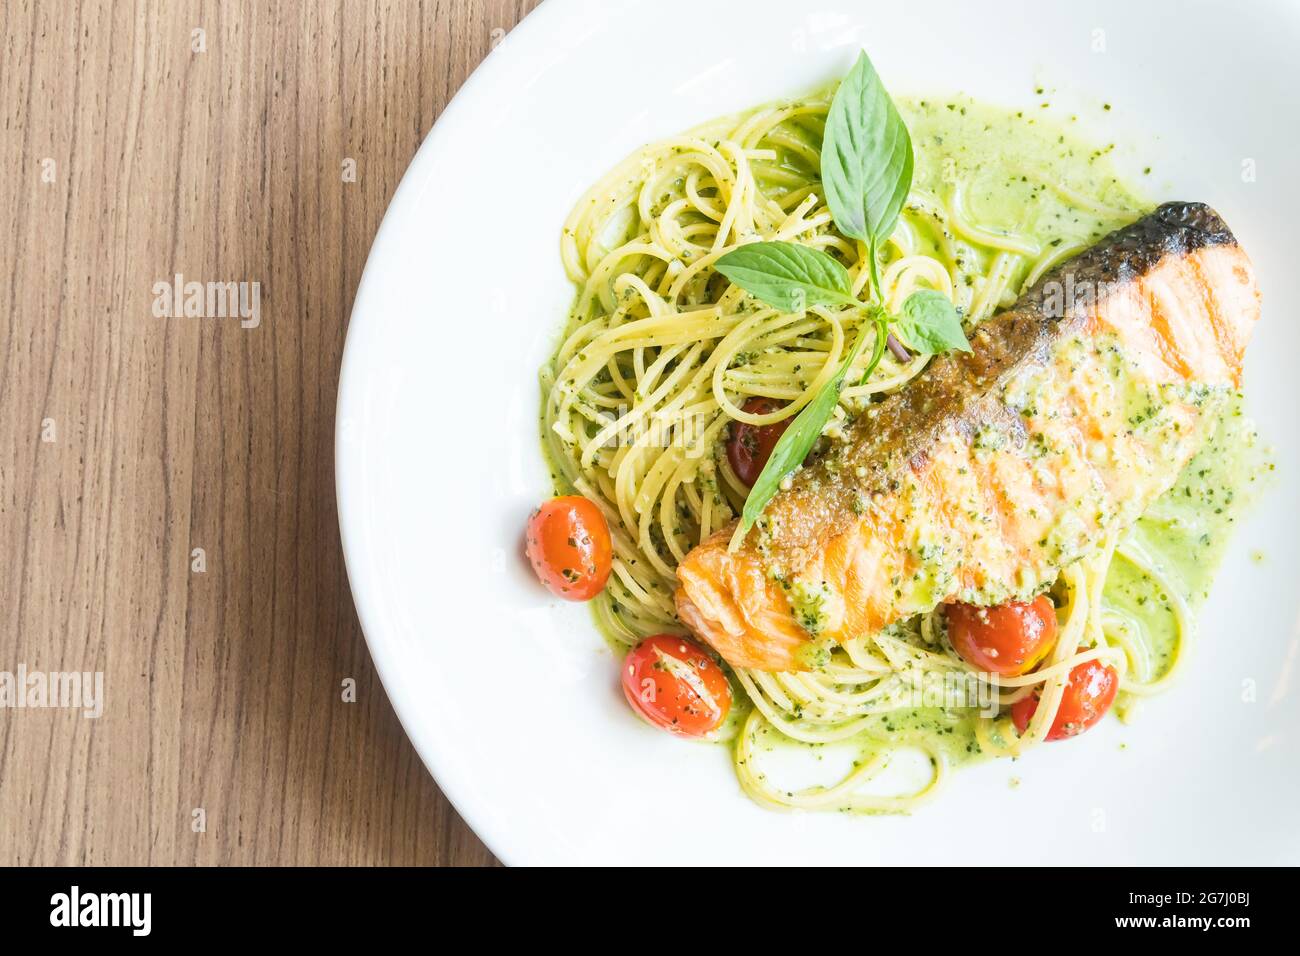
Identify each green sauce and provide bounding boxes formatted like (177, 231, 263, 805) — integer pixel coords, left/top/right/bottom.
(1104, 394, 1271, 684)
(802, 397, 1270, 773)
(553, 92, 1269, 787)
(902, 95, 1147, 294)
(739, 100, 1267, 778)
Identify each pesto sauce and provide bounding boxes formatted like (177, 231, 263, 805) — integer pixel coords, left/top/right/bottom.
(1104, 394, 1271, 677)
(735, 102, 1265, 775)
(849, 398, 1269, 770)
(855, 707, 987, 766)
(901, 95, 1148, 292)
(561, 94, 1268, 778)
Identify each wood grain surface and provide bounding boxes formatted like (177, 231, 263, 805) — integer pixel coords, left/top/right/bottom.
(0, 0, 543, 867)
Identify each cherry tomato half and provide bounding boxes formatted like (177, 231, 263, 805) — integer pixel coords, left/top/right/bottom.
(525, 496, 612, 601)
(946, 594, 1058, 677)
(621, 634, 732, 737)
(726, 397, 792, 487)
(1010, 657, 1119, 741)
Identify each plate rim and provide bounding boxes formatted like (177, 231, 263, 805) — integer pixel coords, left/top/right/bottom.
(333, 0, 580, 865)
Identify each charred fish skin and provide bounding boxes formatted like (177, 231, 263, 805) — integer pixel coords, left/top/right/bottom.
(757, 201, 1245, 571)
(675, 202, 1259, 672)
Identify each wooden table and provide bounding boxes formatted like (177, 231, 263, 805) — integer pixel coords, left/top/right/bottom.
(0, 0, 543, 866)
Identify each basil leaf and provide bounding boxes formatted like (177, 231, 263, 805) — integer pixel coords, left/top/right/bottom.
(714, 241, 856, 312)
(895, 289, 971, 354)
(821, 51, 913, 249)
(737, 319, 888, 539)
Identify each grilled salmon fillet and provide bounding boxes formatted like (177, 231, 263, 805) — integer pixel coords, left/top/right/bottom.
(676, 202, 1260, 672)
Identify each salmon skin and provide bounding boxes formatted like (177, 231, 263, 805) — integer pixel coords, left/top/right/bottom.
(676, 202, 1260, 672)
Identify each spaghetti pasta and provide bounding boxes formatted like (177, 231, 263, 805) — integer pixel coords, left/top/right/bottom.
(540, 90, 1222, 812)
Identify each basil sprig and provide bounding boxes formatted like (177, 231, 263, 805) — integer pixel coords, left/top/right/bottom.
(715, 50, 972, 542)
(821, 50, 914, 295)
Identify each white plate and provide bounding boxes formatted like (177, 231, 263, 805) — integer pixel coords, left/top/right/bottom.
(337, 0, 1300, 865)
